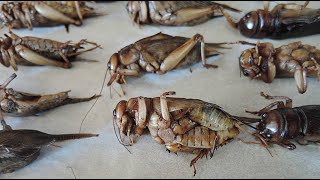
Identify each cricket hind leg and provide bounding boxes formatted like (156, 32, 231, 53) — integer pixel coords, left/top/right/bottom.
(166, 127, 223, 176)
(159, 91, 176, 128)
(165, 143, 213, 176)
(297, 134, 320, 145)
(260, 92, 293, 108)
(245, 101, 286, 116)
(159, 3, 239, 26)
(270, 1, 309, 14)
(245, 92, 293, 115)
(33, 2, 81, 25)
(74, 1, 83, 23)
(190, 148, 215, 176)
(201, 40, 219, 69)
(203, 42, 231, 67)
(15, 45, 71, 68)
(158, 34, 212, 74)
(204, 43, 226, 57)
(263, 1, 270, 11)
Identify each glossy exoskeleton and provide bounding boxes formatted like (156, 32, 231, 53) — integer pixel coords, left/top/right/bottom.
(223, 1, 320, 39)
(237, 92, 320, 150)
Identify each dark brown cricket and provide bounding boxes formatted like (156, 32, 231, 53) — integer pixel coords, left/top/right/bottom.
(223, 1, 320, 39)
(236, 92, 320, 150)
(0, 119, 98, 174)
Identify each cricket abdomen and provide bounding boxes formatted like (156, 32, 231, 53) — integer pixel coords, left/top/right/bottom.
(175, 126, 217, 149)
(274, 42, 320, 78)
(19, 37, 75, 61)
(272, 9, 320, 39)
(167, 126, 239, 153)
(189, 103, 235, 131)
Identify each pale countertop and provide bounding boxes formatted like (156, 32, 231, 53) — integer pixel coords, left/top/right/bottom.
(0, 1, 319, 179)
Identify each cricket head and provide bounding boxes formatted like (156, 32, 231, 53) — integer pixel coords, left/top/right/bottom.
(239, 48, 262, 79)
(113, 96, 150, 146)
(239, 43, 276, 83)
(0, 73, 16, 100)
(0, 74, 17, 113)
(107, 46, 140, 86)
(114, 100, 135, 132)
(237, 11, 260, 38)
(113, 100, 137, 145)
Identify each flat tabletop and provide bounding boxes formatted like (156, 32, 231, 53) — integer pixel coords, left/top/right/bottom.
(1, 1, 319, 179)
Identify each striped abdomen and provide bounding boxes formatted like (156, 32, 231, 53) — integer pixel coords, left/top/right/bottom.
(174, 126, 239, 149)
(190, 103, 235, 131)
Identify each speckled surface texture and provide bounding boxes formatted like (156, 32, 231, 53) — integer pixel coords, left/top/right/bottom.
(0, 1, 319, 179)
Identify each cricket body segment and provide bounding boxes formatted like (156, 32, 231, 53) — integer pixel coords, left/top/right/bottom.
(0, 120, 98, 174)
(126, 1, 241, 26)
(224, 1, 320, 39)
(113, 92, 241, 176)
(0, 1, 99, 31)
(0, 31, 100, 71)
(107, 32, 228, 91)
(239, 41, 320, 94)
(0, 74, 100, 117)
(238, 92, 320, 150)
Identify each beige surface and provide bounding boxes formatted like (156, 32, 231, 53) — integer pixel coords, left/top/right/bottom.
(1, 1, 320, 179)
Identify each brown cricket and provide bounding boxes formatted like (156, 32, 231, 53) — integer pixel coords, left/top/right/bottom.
(0, 73, 101, 117)
(222, 1, 320, 39)
(0, 119, 98, 174)
(0, 31, 100, 71)
(126, 1, 241, 26)
(112, 91, 259, 176)
(238, 41, 320, 94)
(107, 32, 230, 95)
(236, 92, 320, 150)
(0, 1, 100, 32)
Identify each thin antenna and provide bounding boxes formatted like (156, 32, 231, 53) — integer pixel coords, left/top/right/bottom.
(112, 117, 132, 154)
(79, 66, 108, 133)
(238, 56, 242, 77)
(239, 120, 259, 130)
(234, 121, 273, 157)
(255, 133, 273, 157)
(67, 166, 77, 179)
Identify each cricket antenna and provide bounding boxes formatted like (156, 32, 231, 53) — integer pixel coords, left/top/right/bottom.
(79, 66, 107, 133)
(113, 116, 132, 154)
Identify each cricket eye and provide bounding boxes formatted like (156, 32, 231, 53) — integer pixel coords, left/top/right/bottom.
(243, 70, 250, 76)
